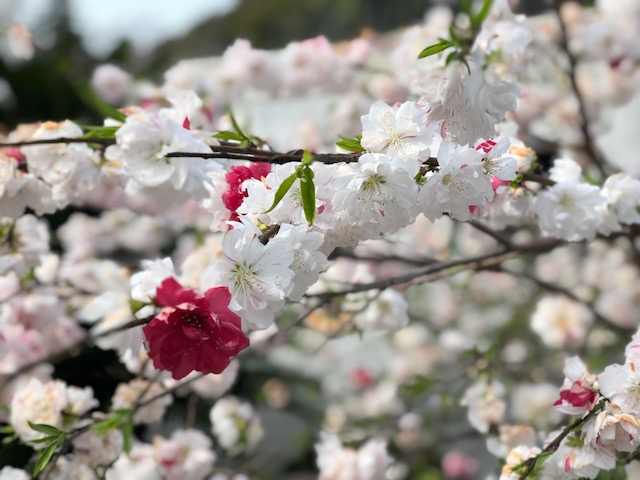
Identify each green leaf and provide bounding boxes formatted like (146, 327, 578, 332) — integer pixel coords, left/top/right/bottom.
(301, 150, 314, 165)
(460, 56, 472, 74)
(336, 135, 365, 153)
(461, 0, 473, 16)
(447, 26, 463, 48)
(0, 425, 13, 434)
(81, 125, 119, 139)
(445, 50, 462, 66)
(300, 166, 316, 226)
(122, 414, 133, 454)
(473, 0, 494, 30)
(1, 433, 18, 445)
(417, 40, 454, 59)
(509, 173, 523, 189)
(91, 415, 122, 435)
(533, 450, 552, 470)
(213, 131, 245, 142)
(76, 84, 127, 123)
(91, 409, 134, 453)
(128, 298, 147, 315)
(33, 440, 60, 477)
(228, 110, 250, 144)
(30, 435, 60, 444)
(263, 172, 298, 214)
(28, 422, 63, 436)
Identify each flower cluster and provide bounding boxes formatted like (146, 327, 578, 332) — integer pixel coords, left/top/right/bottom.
(2, 0, 640, 478)
(142, 277, 249, 380)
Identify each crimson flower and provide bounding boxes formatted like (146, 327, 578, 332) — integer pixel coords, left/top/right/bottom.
(143, 277, 249, 380)
(222, 162, 272, 220)
(553, 380, 599, 413)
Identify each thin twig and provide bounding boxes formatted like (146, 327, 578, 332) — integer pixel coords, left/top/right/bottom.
(554, 0, 611, 177)
(306, 238, 562, 300)
(328, 247, 438, 266)
(516, 401, 605, 479)
(522, 172, 555, 187)
(0, 137, 115, 148)
(499, 268, 631, 335)
(467, 220, 513, 248)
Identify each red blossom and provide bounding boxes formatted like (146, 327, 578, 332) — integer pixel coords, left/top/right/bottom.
(553, 380, 599, 411)
(350, 366, 375, 389)
(475, 139, 497, 154)
(143, 278, 249, 380)
(3, 147, 26, 163)
(222, 162, 272, 220)
(490, 176, 511, 193)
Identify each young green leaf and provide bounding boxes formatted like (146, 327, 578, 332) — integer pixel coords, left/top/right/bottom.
(1, 433, 18, 445)
(533, 450, 552, 470)
(263, 172, 298, 214)
(461, 0, 473, 16)
(33, 439, 61, 476)
(509, 173, 524, 189)
(301, 150, 314, 165)
(417, 40, 454, 59)
(336, 135, 365, 153)
(81, 125, 119, 140)
(300, 166, 316, 226)
(445, 50, 461, 66)
(76, 84, 127, 123)
(228, 110, 250, 144)
(122, 413, 133, 454)
(28, 422, 63, 436)
(30, 435, 62, 445)
(213, 131, 245, 142)
(473, 0, 494, 30)
(91, 414, 122, 435)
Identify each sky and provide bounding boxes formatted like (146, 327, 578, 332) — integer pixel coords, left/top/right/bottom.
(5, 0, 238, 57)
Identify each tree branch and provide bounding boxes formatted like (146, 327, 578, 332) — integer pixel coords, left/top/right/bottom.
(306, 238, 562, 300)
(554, 0, 612, 177)
(515, 401, 605, 479)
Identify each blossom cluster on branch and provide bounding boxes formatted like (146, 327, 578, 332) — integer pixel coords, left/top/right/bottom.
(1, 0, 640, 478)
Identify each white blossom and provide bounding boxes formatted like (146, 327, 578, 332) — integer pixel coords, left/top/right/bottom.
(332, 153, 419, 233)
(130, 257, 175, 303)
(210, 396, 263, 455)
(534, 160, 607, 241)
(420, 141, 493, 222)
(153, 430, 216, 480)
(461, 379, 506, 434)
(360, 101, 435, 160)
(315, 431, 392, 480)
(111, 378, 173, 424)
(200, 219, 294, 330)
(530, 296, 593, 349)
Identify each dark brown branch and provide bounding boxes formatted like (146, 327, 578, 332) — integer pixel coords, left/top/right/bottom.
(165, 150, 366, 164)
(467, 220, 513, 248)
(0, 136, 558, 189)
(328, 247, 438, 266)
(522, 172, 555, 187)
(0, 137, 115, 147)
